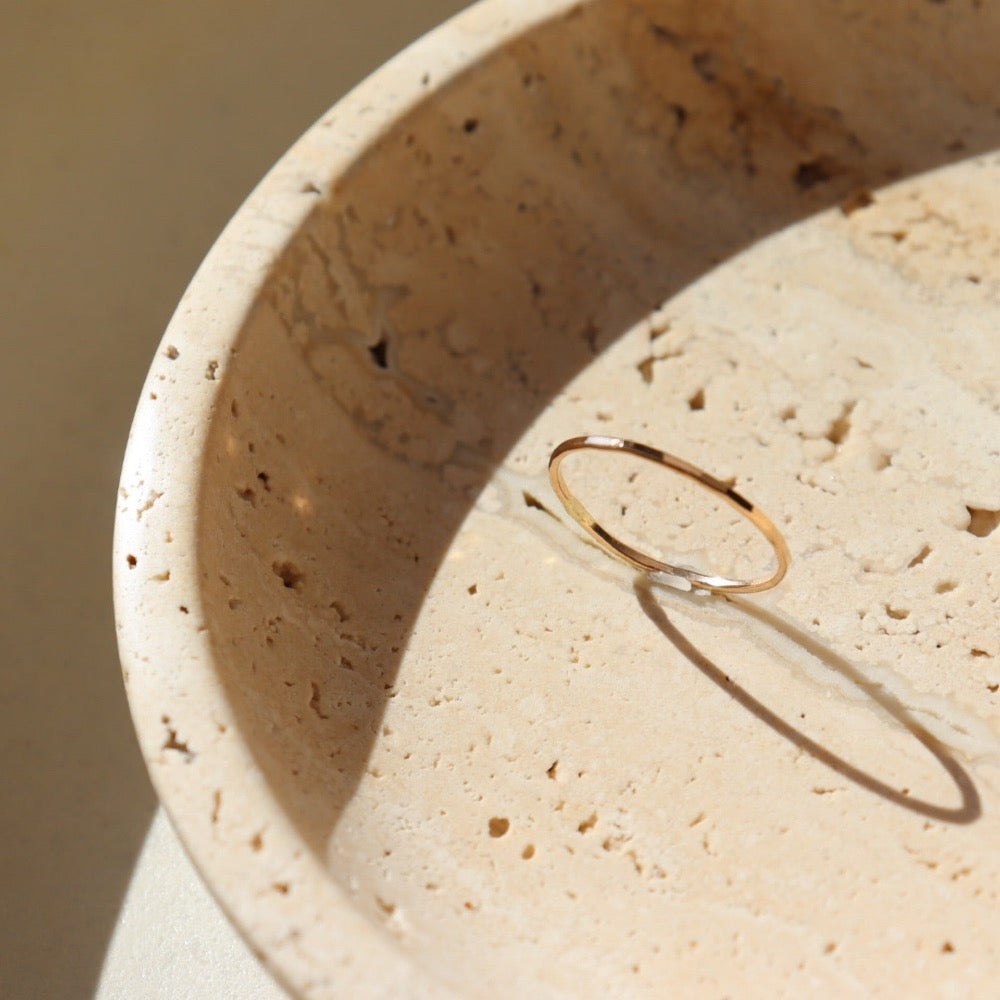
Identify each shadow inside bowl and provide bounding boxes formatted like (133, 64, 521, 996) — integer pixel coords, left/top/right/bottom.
(196, 0, 1000, 968)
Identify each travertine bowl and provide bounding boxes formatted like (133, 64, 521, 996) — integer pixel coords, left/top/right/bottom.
(115, 1, 1000, 997)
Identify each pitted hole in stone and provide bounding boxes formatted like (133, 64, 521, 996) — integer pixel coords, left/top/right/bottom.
(908, 545, 932, 568)
(935, 580, 958, 594)
(309, 681, 330, 719)
(522, 490, 559, 519)
(691, 50, 718, 82)
(488, 817, 510, 838)
(966, 507, 1000, 538)
(164, 345, 179, 360)
(522, 490, 545, 511)
(577, 812, 598, 834)
(825, 400, 856, 446)
(162, 727, 193, 759)
(368, 337, 389, 369)
(521, 844, 535, 860)
(636, 356, 656, 383)
(687, 387, 705, 411)
(648, 21, 681, 44)
(794, 155, 845, 191)
(885, 605, 910, 621)
(126, 554, 137, 568)
(780, 405, 797, 422)
(272, 561, 305, 590)
(840, 188, 875, 215)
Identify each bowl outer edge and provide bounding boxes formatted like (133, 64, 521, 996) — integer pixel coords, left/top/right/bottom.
(112, 1, 576, 997)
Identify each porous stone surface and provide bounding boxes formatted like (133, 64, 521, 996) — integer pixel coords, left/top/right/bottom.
(115, 1, 1000, 997)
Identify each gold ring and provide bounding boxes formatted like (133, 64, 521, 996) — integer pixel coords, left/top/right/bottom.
(548, 435, 790, 594)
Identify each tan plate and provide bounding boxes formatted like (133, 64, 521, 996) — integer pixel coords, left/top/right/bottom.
(115, 1, 1000, 997)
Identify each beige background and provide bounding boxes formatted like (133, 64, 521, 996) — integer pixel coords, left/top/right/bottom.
(0, 3, 467, 997)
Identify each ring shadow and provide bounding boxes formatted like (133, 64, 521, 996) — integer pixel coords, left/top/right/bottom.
(198, 0, 1000, 873)
(634, 577, 981, 825)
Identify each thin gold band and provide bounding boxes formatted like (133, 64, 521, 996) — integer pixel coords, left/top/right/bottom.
(548, 435, 790, 594)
